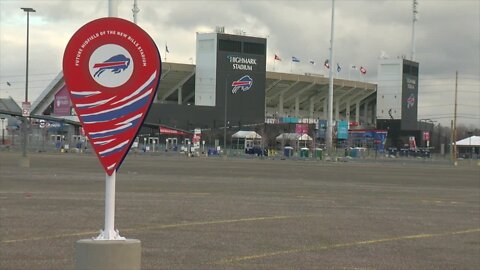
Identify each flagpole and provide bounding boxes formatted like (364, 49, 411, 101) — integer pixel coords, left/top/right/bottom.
(326, 0, 335, 155)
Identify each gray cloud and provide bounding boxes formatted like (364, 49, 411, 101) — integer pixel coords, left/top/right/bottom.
(0, 0, 478, 126)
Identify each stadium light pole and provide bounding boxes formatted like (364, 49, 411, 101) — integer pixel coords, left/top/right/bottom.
(20, 7, 35, 162)
(326, 0, 335, 155)
(411, 0, 418, 61)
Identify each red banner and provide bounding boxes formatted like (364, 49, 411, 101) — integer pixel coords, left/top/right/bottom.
(159, 127, 189, 136)
(295, 124, 309, 134)
(53, 85, 71, 116)
(423, 131, 430, 141)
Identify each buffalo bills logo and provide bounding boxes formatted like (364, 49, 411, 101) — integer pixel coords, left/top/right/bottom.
(406, 93, 416, 109)
(231, 75, 253, 94)
(93, 54, 131, 77)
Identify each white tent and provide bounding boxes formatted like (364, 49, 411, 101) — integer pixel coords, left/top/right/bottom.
(231, 131, 262, 151)
(276, 133, 313, 150)
(275, 133, 312, 141)
(455, 136, 480, 146)
(232, 131, 262, 139)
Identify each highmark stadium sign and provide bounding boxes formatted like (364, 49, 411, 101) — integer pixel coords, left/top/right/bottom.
(228, 56, 257, 71)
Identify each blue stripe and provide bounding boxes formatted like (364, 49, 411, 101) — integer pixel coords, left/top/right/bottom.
(90, 119, 140, 139)
(82, 94, 149, 123)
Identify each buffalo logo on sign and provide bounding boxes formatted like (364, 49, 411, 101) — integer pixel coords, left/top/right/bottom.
(93, 54, 131, 78)
(231, 75, 253, 94)
(63, 17, 161, 175)
(406, 93, 416, 109)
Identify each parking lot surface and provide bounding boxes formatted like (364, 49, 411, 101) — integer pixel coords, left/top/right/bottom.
(1, 152, 479, 269)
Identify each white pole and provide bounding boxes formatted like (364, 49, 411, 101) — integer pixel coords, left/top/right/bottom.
(411, 0, 418, 61)
(97, 0, 123, 241)
(132, 0, 140, 24)
(104, 171, 116, 239)
(326, 0, 335, 155)
(108, 0, 118, 17)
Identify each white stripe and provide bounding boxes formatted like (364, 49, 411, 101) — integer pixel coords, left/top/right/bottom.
(116, 113, 142, 125)
(77, 96, 116, 108)
(100, 140, 129, 155)
(111, 72, 156, 105)
(81, 89, 152, 117)
(93, 139, 115, 145)
(107, 163, 117, 170)
(89, 122, 132, 136)
(71, 91, 101, 96)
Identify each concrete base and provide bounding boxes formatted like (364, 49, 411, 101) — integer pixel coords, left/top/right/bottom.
(18, 156, 30, 168)
(75, 239, 141, 270)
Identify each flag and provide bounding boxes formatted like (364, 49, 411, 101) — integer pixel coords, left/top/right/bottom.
(292, 56, 300, 62)
(165, 44, 169, 53)
(324, 59, 330, 68)
(274, 54, 281, 61)
(337, 63, 342, 72)
(309, 60, 315, 65)
(360, 66, 367, 75)
(6, 81, 11, 86)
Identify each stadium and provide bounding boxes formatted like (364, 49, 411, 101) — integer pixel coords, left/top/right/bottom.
(1, 29, 429, 155)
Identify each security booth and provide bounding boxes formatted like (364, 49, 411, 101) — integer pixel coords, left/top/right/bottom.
(148, 137, 159, 152)
(231, 131, 262, 154)
(72, 135, 87, 149)
(165, 137, 178, 151)
(159, 126, 192, 151)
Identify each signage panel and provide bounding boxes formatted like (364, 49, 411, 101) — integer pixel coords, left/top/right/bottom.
(401, 61, 419, 130)
(54, 85, 71, 116)
(63, 17, 161, 175)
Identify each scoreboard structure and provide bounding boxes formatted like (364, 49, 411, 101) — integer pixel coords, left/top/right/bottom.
(376, 58, 419, 130)
(195, 31, 266, 125)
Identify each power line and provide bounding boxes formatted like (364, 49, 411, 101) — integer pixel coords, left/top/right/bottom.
(0, 72, 59, 79)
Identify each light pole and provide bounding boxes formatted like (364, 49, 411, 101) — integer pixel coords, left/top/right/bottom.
(1, 117, 5, 145)
(224, 77, 228, 156)
(326, 0, 336, 155)
(20, 7, 35, 164)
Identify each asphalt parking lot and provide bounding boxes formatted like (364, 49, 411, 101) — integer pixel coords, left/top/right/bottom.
(1, 152, 479, 270)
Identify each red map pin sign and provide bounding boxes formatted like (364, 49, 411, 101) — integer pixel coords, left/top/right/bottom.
(63, 17, 161, 175)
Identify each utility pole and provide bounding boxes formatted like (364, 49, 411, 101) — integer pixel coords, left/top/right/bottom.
(452, 71, 458, 165)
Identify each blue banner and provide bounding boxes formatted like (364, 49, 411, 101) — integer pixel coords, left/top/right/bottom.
(337, 121, 349, 139)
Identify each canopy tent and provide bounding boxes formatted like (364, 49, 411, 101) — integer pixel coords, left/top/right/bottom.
(454, 136, 480, 159)
(232, 131, 262, 139)
(455, 136, 480, 146)
(276, 133, 312, 141)
(231, 131, 262, 151)
(276, 133, 313, 150)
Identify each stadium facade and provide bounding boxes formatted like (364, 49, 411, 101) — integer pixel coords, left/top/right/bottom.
(1, 30, 433, 150)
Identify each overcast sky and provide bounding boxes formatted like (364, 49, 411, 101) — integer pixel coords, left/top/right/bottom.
(0, 0, 478, 127)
